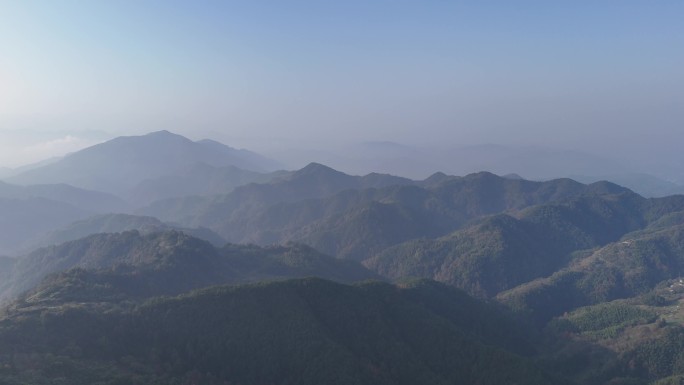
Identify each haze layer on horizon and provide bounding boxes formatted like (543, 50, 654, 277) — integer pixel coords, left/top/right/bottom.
(1, 1, 682, 173)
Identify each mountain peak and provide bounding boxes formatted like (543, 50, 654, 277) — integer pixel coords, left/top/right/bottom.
(421, 171, 457, 187)
(140, 130, 190, 142)
(6, 131, 280, 194)
(295, 162, 347, 177)
(464, 171, 501, 180)
(147, 130, 172, 136)
(140, 130, 184, 139)
(586, 180, 634, 195)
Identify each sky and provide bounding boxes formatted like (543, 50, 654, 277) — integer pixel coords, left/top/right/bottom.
(0, 1, 682, 169)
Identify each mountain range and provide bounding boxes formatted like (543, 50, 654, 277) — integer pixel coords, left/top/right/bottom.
(274, 142, 631, 180)
(139, 167, 633, 260)
(2, 130, 684, 384)
(0, 230, 377, 303)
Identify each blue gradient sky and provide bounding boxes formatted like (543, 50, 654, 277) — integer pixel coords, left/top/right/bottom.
(0, 1, 682, 167)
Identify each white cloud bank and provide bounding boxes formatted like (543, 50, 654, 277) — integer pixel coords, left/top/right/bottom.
(0, 133, 103, 168)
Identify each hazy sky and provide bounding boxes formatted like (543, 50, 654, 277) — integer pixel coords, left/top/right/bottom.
(0, 1, 682, 168)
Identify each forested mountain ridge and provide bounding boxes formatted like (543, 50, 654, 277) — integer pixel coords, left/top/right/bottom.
(0, 230, 378, 302)
(365, 191, 657, 296)
(139, 169, 631, 260)
(3, 132, 684, 385)
(140, 161, 417, 218)
(498, 210, 684, 325)
(366, 192, 684, 308)
(0, 278, 561, 385)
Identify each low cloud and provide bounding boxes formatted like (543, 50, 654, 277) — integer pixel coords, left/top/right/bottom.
(0, 134, 101, 168)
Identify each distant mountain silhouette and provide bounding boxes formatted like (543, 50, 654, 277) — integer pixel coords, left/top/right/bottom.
(570, 173, 684, 198)
(0, 180, 128, 213)
(275, 142, 630, 180)
(7, 131, 282, 194)
(138, 162, 415, 223)
(22, 213, 226, 254)
(0, 197, 91, 256)
(0, 181, 131, 255)
(126, 163, 286, 206)
(269, 162, 415, 200)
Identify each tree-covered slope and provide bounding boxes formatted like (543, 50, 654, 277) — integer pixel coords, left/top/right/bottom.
(366, 192, 652, 297)
(498, 207, 684, 325)
(140, 168, 631, 260)
(0, 278, 561, 385)
(0, 230, 378, 302)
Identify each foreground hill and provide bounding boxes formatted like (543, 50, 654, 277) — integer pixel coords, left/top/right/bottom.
(0, 230, 377, 302)
(6, 131, 281, 195)
(0, 278, 559, 385)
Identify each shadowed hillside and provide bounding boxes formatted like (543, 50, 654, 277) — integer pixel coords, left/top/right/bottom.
(0, 230, 377, 302)
(0, 278, 560, 385)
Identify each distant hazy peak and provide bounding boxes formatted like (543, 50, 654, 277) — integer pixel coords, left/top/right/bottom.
(292, 162, 349, 177)
(145, 130, 178, 137)
(6, 130, 281, 193)
(145, 130, 193, 142)
(427, 171, 448, 179)
(85, 130, 193, 150)
(585, 180, 634, 195)
(420, 171, 457, 187)
(462, 171, 501, 180)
